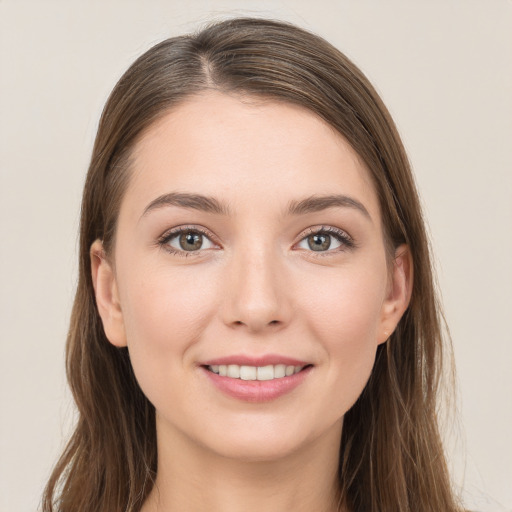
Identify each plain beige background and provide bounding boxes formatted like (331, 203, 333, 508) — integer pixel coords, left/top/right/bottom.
(1, 1, 511, 511)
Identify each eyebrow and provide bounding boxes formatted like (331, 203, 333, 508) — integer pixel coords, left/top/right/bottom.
(287, 194, 371, 220)
(141, 192, 370, 220)
(141, 192, 231, 218)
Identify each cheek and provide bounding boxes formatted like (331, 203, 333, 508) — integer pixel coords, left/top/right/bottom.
(122, 262, 219, 338)
(302, 262, 387, 405)
(117, 263, 220, 395)
(305, 260, 387, 340)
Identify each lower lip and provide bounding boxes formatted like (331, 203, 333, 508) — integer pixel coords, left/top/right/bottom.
(201, 366, 312, 403)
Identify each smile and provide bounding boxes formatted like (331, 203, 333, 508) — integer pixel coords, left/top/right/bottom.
(201, 357, 313, 402)
(207, 364, 305, 381)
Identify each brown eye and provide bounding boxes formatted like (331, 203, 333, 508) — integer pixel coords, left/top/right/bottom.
(164, 229, 216, 253)
(296, 227, 353, 254)
(307, 234, 331, 251)
(179, 232, 203, 251)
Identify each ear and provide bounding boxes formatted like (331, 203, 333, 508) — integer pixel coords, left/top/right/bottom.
(377, 244, 413, 344)
(90, 239, 127, 347)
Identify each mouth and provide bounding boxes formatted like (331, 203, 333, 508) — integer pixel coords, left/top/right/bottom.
(205, 363, 310, 381)
(199, 357, 313, 402)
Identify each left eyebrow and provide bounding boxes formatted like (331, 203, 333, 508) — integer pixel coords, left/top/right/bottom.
(139, 191, 371, 222)
(286, 194, 371, 220)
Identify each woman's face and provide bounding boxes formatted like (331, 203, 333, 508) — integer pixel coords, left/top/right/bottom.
(92, 91, 410, 461)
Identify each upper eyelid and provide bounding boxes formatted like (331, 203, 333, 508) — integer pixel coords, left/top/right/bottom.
(300, 225, 347, 235)
(293, 225, 356, 254)
(159, 224, 350, 237)
(159, 225, 219, 243)
(158, 224, 353, 250)
(295, 225, 352, 241)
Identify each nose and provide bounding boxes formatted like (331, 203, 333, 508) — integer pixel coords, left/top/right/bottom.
(221, 246, 293, 333)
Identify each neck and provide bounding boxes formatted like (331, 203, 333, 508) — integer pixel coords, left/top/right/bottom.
(142, 417, 344, 512)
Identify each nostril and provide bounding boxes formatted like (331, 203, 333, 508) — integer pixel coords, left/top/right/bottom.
(229, 318, 283, 331)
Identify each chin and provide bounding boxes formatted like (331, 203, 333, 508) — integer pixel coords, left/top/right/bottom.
(206, 433, 308, 463)
(192, 414, 342, 464)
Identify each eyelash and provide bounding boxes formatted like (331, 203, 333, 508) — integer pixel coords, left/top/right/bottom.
(297, 226, 356, 256)
(157, 225, 355, 257)
(157, 225, 217, 257)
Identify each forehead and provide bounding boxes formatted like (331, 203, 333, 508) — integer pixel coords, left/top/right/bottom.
(124, 91, 380, 221)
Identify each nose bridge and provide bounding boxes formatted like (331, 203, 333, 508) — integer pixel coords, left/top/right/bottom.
(223, 240, 291, 332)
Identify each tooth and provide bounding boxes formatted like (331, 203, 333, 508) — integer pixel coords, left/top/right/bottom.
(285, 365, 295, 376)
(212, 363, 306, 380)
(227, 364, 240, 378)
(257, 365, 274, 381)
(240, 365, 257, 380)
(274, 364, 286, 378)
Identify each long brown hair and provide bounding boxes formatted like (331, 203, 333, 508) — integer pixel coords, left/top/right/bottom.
(42, 17, 461, 512)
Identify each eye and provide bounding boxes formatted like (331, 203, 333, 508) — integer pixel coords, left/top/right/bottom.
(159, 227, 217, 255)
(296, 227, 354, 253)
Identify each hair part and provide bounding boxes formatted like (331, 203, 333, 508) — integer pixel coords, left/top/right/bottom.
(43, 17, 461, 512)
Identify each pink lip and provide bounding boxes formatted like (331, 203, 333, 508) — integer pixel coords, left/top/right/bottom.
(201, 354, 309, 367)
(199, 356, 313, 403)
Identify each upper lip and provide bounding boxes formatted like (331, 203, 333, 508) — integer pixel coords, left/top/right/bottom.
(201, 354, 311, 367)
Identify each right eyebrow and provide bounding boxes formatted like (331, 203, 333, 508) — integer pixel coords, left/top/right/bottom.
(140, 191, 371, 223)
(140, 192, 231, 220)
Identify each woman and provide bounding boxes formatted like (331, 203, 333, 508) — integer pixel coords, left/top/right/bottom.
(42, 17, 462, 512)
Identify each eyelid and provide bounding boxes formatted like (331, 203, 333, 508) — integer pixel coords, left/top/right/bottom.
(156, 224, 355, 257)
(157, 225, 221, 255)
(293, 225, 355, 253)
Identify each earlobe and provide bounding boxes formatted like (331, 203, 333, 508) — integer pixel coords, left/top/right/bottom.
(90, 239, 127, 347)
(377, 244, 413, 344)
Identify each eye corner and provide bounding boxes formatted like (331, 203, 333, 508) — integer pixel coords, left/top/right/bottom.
(157, 225, 221, 257)
(293, 225, 356, 255)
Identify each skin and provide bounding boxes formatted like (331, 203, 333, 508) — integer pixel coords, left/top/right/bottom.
(91, 92, 412, 512)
